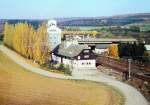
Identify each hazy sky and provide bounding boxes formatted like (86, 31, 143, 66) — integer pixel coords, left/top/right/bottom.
(0, 0, 150, 19)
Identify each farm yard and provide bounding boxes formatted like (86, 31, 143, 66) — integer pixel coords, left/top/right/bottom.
(0, 51, 124, 105)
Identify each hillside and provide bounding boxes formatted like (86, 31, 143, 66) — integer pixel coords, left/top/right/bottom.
(58, 13, 150, 26)
(0, 13, 150, 38)
(0, 50, 123, 105)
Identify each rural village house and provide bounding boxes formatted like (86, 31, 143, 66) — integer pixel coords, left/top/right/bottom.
(47, 20, 96, 70)
(52, 41, 96, 69)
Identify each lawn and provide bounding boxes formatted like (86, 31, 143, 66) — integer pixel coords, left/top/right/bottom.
(0, 51, 124, 105)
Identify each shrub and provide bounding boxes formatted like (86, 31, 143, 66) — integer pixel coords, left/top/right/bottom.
(40, 63, 57, 70)
(57, 64, 65, 70)
(0, 34, 3, 41)
(57, 64, 72, 75)
(41, 63, 72, 75)
(63, 65, 72, 75)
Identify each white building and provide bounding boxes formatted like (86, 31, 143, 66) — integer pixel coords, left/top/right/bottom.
(94, 44, 109, 55)
(145, 45, 150, 56)
(47, 20, 96, 70)
(47, 20, 61, 51)
(52, 41, 96, 70)
(145, 45, 150, 51)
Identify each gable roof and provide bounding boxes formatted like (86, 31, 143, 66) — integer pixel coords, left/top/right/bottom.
(96, 44, 109, 49)
(54, 43, 90, 58)
(145, 45, 150, 51)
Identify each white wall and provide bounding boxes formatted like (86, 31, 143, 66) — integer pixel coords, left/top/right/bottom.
(95, 48, 109, 54)
(62, 58, 71, 65)
(52, 54, 61, 63)
(52, 55, 96, 70)
(73, 60, 96, 69)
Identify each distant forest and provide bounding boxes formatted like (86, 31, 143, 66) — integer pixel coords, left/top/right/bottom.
(6, 20, 43, 29)
(59, 13, 150, 26)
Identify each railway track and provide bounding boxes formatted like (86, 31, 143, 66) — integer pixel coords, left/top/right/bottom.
(96, 55, 150, 82)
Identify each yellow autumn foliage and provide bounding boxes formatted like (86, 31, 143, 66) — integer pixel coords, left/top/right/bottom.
(3, 22, 50, 65)
(108, 44, 119, 57)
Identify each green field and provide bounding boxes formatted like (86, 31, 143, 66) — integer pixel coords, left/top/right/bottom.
(0, 50, 124, 105)
(124, 23, 150, 32)
(65, 23, 150, 32)
(65, 26, 109, 31)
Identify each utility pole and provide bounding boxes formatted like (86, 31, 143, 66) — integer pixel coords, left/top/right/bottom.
(128, 59, 132, 80)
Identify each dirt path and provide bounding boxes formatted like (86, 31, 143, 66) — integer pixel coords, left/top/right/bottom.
(0, 45, 148, 105)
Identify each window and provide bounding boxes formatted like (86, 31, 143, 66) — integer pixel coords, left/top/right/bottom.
(78, 56, 80, 60)
(84, 50, 89, 53)
(84, 55, 89, 58)
(86, 62, 91, 65)
(54, 42, 57, 44)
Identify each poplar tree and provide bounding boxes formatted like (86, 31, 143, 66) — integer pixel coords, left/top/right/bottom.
(3, 22, 51, 65)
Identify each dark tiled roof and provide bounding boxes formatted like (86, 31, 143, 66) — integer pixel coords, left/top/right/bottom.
(54, 43, 90, 58)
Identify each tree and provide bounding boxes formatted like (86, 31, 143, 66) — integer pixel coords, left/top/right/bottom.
(108, 44, 119, 57)
(4, 23, 14, 48)
(129, 26, 140, 32)
(33, 23, 50, 64)
(27, 25, 36, 59)
(118, 42, 147, 62)
(3, 22, 51, 65)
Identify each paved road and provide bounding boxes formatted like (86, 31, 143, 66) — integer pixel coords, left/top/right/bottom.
(0, 45, 148, 105)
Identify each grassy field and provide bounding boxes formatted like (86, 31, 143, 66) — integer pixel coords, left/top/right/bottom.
(65, 26, 108, 30)
(0, 51, 124, 105)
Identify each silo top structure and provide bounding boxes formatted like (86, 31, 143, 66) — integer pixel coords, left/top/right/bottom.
(47, 20, 61, 51)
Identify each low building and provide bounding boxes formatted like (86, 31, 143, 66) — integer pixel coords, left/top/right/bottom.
(145, 45, 150, 51)
(52, 41, 96, 70)
(145, 45, 150, 55)
(64, 34, 91, 40)
(144, 45, 150, 62)
(78, 38, 137, 45)
(94, 44, 109, 55)
(62, 31, 97, 40)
